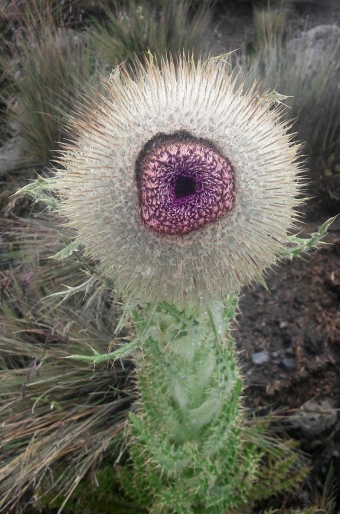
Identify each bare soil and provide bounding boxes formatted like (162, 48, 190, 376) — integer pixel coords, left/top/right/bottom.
(235, 199, 340, 508)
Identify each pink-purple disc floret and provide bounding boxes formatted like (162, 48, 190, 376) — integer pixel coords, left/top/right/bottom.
(136, 131, 235, 235)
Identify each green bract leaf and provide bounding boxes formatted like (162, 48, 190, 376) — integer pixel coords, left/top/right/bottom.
(67, 337, 145, 364)
(46, 276, 96, 303)
(52, 239, 80, 260)
(16, 175, 59, 209)
(282, 216, 337, 258)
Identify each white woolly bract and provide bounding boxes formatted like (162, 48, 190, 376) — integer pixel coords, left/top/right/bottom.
(55, 55, 303, 306)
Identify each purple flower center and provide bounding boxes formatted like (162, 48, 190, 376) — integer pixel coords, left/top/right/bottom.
(135, 131, 235, 235)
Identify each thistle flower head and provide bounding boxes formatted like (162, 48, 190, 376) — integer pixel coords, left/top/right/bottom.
(55, 55, 303, 306)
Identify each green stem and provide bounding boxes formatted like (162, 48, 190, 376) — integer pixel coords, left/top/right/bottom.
(119, 298, 259, 513)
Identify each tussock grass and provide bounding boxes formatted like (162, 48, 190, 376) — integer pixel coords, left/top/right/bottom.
(253, 3, 290, 49)
(235, 30, 340, 187)
(0, 2, 105, 169)
(0, 0, 112, 28)
(243, 3, 340, 204)
(90, 0, 213, 68)
(0, 217, 135, 513)
(0, 0, 212, 171)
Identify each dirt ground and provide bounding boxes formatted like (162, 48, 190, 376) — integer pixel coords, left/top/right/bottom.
(234, 197, 340, 508)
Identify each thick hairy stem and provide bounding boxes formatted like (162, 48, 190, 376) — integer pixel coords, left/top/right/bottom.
(119, 298, 259, 513)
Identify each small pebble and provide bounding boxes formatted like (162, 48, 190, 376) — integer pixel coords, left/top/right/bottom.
(280, 321, 289, 329)
(281, 357, 295, 371)
(251, 351, 269, 365)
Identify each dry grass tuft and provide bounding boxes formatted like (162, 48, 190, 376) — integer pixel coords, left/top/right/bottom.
(253, 3, 290, 49)
(235, 28, 340, 190)
(0, 217, 135, 513)
(0, 1, 105, 168)
(90, 0, 213, 68)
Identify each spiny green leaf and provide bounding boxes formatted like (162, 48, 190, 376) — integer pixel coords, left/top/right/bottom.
(53, 239, 80, 260)
(282, 216, 337, 258)
(16, 175, 59, 209)
(67, 337, 145, 364)
(46, 276, 96, 303)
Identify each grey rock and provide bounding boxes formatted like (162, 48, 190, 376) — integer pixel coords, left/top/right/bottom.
(280, 321, 290, 329)
(251, 351, 269, 365)
(291, 399, 338, 438)
(286, 25, 340, 85)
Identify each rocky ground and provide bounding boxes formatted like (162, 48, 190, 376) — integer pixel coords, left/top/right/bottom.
(235, 202, 340, 508)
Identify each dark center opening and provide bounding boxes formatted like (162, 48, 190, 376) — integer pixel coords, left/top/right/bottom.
(175, 175, 196, 199)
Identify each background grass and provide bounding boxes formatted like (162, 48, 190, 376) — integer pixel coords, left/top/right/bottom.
(90, 0, 213, 68)
(0, 216, 136, 512)
(235, 2, 340, 200)
(0, 2, 105, 167)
